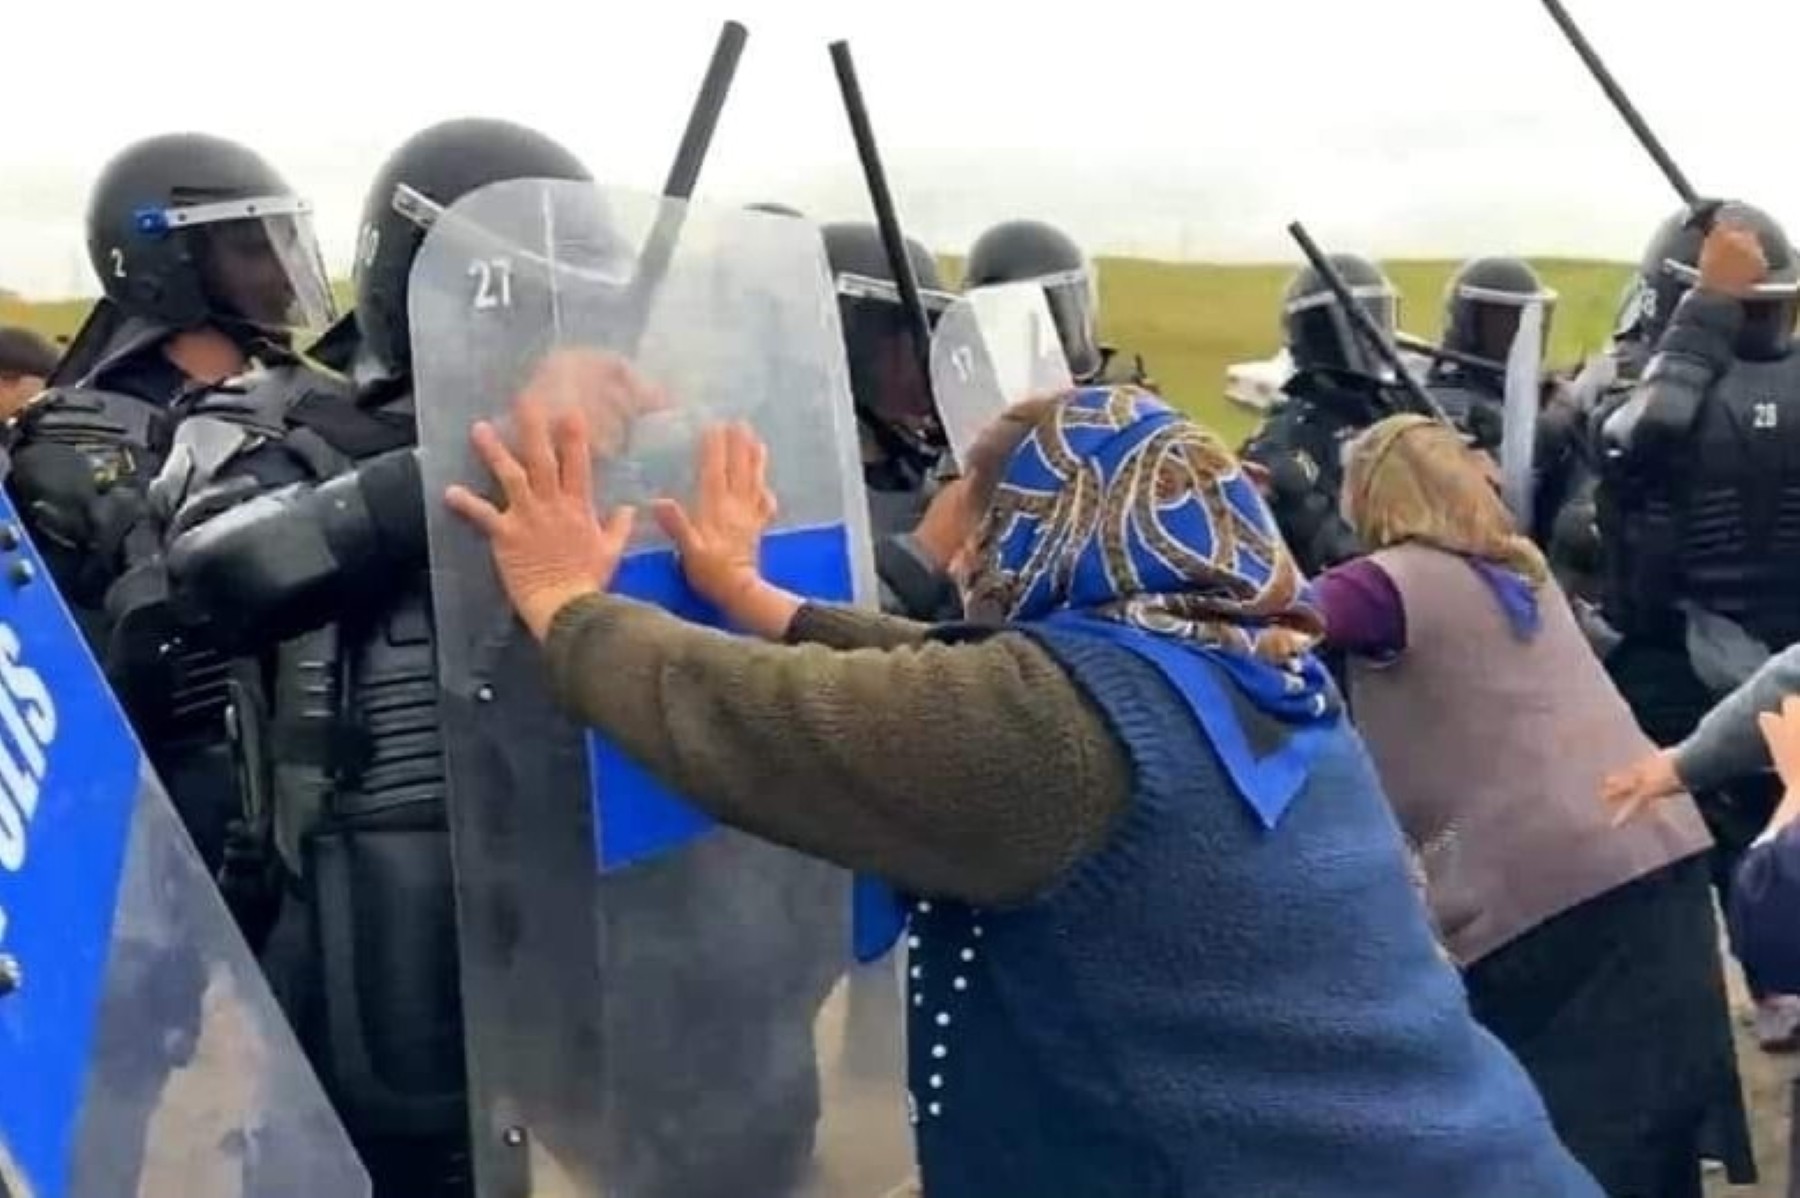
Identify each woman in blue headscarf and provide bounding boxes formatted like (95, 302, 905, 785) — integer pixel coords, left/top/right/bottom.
(448, 370, 1603, 1198)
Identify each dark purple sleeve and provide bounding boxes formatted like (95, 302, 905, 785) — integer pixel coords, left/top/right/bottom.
(1728, 824, 1800, 995)
(1313, 559, 1407, 660)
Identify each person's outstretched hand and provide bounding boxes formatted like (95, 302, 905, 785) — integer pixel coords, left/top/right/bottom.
(1754, 695, 1800, 846)
(652, 422, 777, 610)
(1759, 696, 1800, 794)
(1600, 749, 1683, 826)
(445, 389, 636, 642)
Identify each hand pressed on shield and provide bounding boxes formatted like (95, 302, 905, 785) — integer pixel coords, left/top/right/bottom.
(445, 392, 636, 643)
(651, 422, 804, 639)
(1600, 749, 1683, 827)
(652, 422, 776, 607)
(1697, 222, 1770, 299)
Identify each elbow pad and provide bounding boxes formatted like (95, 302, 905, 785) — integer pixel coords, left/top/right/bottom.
(1654, 289, 1744, 367)
(1611, 352, 1709, 471)
(874, 533, 960, 621)
(168, 449, 424, 645)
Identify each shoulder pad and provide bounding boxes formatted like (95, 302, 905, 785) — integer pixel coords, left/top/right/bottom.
(1423, 379, 1484, 416)
(5, 386, 165, 490)
(149, 413, 267, 522)
(153, 363, 362, 503)
(176, 362, 349, 440)
(285, 382, 413, 460)
(7, 385, 160, 448)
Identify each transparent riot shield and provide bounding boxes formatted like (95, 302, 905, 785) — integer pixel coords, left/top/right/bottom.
(1500, 299, 1546, 531)
(0, 491, 368, 1198)
(411, 180, 912, 1198)
(928, 282, 1073, 471)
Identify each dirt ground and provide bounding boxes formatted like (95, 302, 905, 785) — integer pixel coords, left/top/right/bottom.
(1710, 970, 1793, 1197)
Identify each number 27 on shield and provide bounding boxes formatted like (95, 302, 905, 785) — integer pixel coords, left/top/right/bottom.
(469, 258, 515, 311)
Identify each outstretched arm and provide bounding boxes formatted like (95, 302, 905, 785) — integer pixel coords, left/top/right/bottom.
(543, 592, 1129, 908)
(1675, 644, 1800, 794)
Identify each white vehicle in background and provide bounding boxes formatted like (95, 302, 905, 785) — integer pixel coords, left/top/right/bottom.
(1224, 343, 1436, 414)
(1224, 350, 1292, 413)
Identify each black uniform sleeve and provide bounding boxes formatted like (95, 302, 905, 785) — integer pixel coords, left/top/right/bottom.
(1656, 289, 1744, 367)
(1605, 291, 1743, 463)
(1240, 424, 1360, 575)
(4, 388, 162, 620)
(1593, 291, 1742, 638)
(874, 532, 961, 620)
(164, 450, 424, 651)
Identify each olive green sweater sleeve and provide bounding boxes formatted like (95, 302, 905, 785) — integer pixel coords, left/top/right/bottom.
(783, 602, 933, 650)
(542, 592, 1130, 907)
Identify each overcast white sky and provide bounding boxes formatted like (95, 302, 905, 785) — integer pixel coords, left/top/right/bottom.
(3, 0, 1796, 296)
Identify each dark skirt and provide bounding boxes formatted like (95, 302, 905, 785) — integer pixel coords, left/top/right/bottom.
(1463, 853, 1754, 1198)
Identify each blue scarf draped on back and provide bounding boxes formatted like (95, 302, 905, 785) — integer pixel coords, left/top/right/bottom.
(1467, 557, 1543, 640)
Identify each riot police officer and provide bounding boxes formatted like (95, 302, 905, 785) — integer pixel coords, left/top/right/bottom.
(821, 221, 964, 619)
(963, 218, 1151, 388)
(9, 133, 333, 623)
(3, 132, 334, 877)
(153, 117, 595, 1196)
(56, 132, 333, 401)
(1598, 210, 1800, 1026)
(1599, 207, 1711, 406)
(1425, 257, 1557, 431)
(159, 118, 847, 1198)
(1419, 256, 1591, 551)
(1545, 210, 1703, 610)
(1240, 253, 1410, 576)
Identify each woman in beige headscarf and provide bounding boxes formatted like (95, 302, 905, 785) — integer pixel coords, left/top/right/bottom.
(1311, 412, 1746, 1198)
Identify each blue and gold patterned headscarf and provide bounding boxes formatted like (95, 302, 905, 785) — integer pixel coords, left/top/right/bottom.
(965, 385, 1338, 827)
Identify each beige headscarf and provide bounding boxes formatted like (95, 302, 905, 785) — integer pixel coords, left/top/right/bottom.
(1341, 414, 1549, 587)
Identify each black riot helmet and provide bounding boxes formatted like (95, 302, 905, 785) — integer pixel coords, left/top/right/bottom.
(85, 132, 335, 341)
(1613, 207, 1706, 354)
(1443, 257, 1557, 363)
(964, 219, 1102, 381)
(1281, 254, 1398, 381)
(821, 222, 956, 456)
(352, 118, 592, 380)
(1615, 202, 1799, 361)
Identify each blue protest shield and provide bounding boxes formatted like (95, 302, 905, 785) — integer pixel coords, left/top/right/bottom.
(0, 489, 367, 1198)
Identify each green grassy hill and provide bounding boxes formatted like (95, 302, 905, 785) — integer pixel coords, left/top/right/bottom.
(1081, 257, 1632, 442)
(0, 257, 1633, 444)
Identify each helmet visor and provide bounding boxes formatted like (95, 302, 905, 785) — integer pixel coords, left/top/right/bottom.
(1465, 299, 1557, 364)
(1023, 265, 1102, 381)
(835, 272, 957, 441)
(163, 195, 337, 336)
(1285, 283, 1397, 377)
